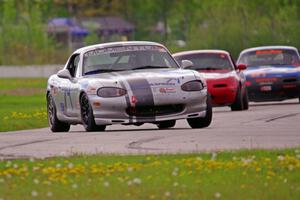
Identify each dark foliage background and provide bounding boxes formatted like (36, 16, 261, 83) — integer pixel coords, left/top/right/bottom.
(0, 0, 299, 65)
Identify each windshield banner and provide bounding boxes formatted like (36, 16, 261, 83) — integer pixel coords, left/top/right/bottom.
(84, 45, 166, 57)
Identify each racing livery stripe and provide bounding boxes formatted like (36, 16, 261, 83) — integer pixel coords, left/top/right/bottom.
(126, 78, 155, 122)
(110, 72, 133, 123)
(120, 82, 133, 123)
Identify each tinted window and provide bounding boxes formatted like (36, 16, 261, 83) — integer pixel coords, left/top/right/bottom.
(67, 54, 80, 77)
(83, 45, 178, 75)
(238, 49, 300, 67)
(175, 53, 234, 71)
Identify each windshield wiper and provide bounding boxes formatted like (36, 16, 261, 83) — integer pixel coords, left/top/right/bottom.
(85, 69, 124, 75)
(131, 66, 169, 70)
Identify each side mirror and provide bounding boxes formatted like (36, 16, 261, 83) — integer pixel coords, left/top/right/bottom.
(236, 63, 247, 70)
(57, 69, 72, 79)
(181, 60, 194, 69)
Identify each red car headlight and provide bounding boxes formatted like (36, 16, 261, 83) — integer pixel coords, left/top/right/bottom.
(97, 87, 127, 97)
(181, 80, 204, 91)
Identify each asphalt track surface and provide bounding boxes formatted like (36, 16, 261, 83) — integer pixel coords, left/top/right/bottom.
(1, 100, 300, 159)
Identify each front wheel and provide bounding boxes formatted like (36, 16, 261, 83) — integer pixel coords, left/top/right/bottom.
(80, 93, 106, 132)
(231, 86, 244, 111)
(187, 95, 212, 129)
(47, 94, 70, 132)
(157, 120, 176, 129)
(242, 87, 249, 110)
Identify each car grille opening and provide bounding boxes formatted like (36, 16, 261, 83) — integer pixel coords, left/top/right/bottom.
(283, 78, 297, 83)
(213, 84, 227, 88)
(126, 104, 184, 117)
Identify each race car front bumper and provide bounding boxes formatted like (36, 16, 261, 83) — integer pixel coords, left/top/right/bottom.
(247, 78, 300, 102)
(89, 89, 208, 125)
(209, 86, 237, 106)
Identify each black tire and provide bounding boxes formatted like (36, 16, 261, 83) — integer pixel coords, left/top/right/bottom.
(187, 95, 212, 128)
(231, 86, 244, 111)
(47, 94, 70, 132)
(80, 93, 106, 132)
(157, 120, 176, 129)
(242, 87, 249, 110)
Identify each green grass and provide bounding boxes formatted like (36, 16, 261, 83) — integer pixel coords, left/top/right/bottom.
(0, 149, 299, 200)
(0, 78, 48, 132)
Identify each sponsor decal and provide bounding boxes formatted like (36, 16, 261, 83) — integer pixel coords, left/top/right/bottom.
(60, 88, 72, 96)
(159, 87, 176, 93)
(66, 88, 71, 96)
(250, 72, 266, 78)
(150, 82, 175, 86)
(150, 78, 181, 86)
(166, 78, 180, 84)
(84, 45, 166, 57)
(86, 86, 97, 94)
(255, 77, 278, 83)
(61, 88, 73, 110)
(260, 86, 272, 91)
(256, 50, 282, 55)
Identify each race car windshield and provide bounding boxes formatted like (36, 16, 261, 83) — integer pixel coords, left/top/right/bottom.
(238, 49, 300, 67)
(83, 45, 179, 75)
(175, 53, 234, 71)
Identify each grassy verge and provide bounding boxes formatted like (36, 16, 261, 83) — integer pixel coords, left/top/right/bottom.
(0, 149, 299, 200)
(0, 78, 48, 132)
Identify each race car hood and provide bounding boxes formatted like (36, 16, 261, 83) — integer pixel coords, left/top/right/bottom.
(79, 68, 205, 107)
(80, 68, 203, 91)
(244, 65, 300, 79)
(198, 70, 236, 80)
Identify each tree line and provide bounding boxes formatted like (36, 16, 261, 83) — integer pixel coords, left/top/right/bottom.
(0, 0, 300, 65)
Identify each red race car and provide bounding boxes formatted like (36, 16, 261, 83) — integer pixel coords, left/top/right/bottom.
(173, 50, 249, 111)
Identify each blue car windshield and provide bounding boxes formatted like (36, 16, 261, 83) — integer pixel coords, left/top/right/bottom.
(83, 45, 179, 75)
(238, 49, 300, 67)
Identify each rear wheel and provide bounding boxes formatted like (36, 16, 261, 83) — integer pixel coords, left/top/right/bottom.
(187, 95, 212, 128)
(157, 120, 176, 129)
(80, 93, 106, 132)
(231, 86, 244, 111)
(47, 94, 70, 132)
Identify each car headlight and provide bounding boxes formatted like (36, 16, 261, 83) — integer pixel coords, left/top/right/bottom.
(97, 87, 127, 97)
(181, 80, 204, 91)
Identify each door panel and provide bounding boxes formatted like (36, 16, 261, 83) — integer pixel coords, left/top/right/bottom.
(52, 78, 70, 119)
(65, 80, 80, 117)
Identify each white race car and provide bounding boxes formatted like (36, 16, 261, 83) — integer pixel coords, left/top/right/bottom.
(46, 41, 212, 132)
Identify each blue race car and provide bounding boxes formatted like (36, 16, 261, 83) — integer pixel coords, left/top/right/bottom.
(237, 46, 300, 103)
